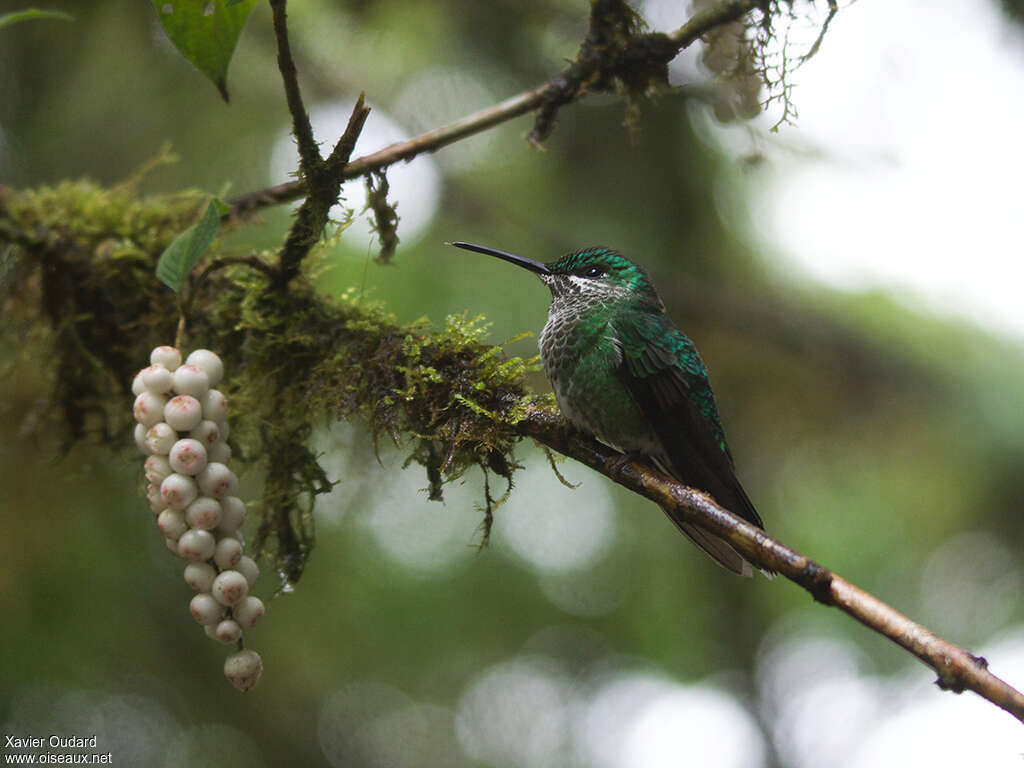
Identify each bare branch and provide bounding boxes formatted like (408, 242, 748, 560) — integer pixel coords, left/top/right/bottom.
(227, 86, 548, 218)
(516, 409, 1024, 725)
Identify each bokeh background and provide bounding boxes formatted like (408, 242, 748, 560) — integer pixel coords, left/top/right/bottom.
(3, 0, 1024, 765)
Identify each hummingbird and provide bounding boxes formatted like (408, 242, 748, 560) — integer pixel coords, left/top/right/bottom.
(450, 241, 767, 576)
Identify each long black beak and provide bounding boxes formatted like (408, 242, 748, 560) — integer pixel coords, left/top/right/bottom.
(448, 241, 552, 276)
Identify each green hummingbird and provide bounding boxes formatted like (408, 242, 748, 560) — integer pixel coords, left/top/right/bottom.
(451, 241, 767, 576)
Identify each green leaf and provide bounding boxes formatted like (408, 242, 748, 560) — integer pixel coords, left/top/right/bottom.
(0, 9, 74, 29)
(156, 201, 221, 294)
(152, 0, 258, 102)
(211, 197, 232, 217)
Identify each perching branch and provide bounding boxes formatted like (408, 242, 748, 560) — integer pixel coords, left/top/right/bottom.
(228, 0, 764, 219)
(516, 409, 1024, 725)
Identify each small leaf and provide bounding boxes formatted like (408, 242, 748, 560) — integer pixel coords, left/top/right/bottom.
(156, 201, 221, 294)
(0, 9, 74, 29)
(152, 0, 258, 102)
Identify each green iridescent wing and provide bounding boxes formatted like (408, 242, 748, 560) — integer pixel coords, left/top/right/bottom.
(612, 312, 764, 531)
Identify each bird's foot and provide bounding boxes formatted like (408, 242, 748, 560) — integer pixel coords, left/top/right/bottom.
(604, 451, 646, 479)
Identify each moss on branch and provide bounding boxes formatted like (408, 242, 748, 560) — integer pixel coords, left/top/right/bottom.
(0, 180, 553, 585)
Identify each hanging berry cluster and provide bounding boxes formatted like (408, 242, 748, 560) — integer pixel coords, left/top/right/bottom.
(132, 346, 264, 691)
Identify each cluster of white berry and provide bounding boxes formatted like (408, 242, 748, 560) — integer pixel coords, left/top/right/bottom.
(132, 346, 264, 692)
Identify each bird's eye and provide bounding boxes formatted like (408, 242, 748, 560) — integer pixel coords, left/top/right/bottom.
(582, 266, 604, 278)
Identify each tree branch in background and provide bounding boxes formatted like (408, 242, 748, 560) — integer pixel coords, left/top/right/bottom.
(228, 0, 765, 219)
(516, 410, 1024, 725)
(669, 0, 759, 46)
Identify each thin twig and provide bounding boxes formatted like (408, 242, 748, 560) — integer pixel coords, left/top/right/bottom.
(797, 0, 838, 65)
(268, 0, 371, 287)
(196, 255, 276, 285)
(269, 0, 321, 173)
(516, 409, 1024, 725)
(227, 86, 547, 218)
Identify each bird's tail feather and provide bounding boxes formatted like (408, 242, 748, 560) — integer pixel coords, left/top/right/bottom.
(673, 516, 753, 577)
(663, 508, 775, 578)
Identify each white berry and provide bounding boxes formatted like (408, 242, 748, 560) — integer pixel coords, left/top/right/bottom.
(213, 619, 242, 644)
(224, 649, 262, 692)
(150, 346, 182, 371)
(172, 364, 209, 398)
(233, 596, 265, 629)
(132, 370, 146, 396)
(236, 556, 259, 587)
(211, 570, 249, 606)
(186, 349, 224, 387)
(197, 462, 238, 498)
(189, 593, 225, 625)
(185, 496, 222, 530)
(189, 420, 221, 448)
(214, 537, 243, 569)
(169, 438, 208, 476)
(160, 473, 198, 510)
(133, 423, 149, 454)
(144, 455, 173, 484)
(200, 389, 228, 422)
(177, 528, 216, 562)
(133, 391, 167, 427)
(145, 423, 178, 455)
(208, 440, 232, 464)
(217, 496, 246, 534)
(164, 395, 202, 432)
(184, 562, 217, 592)
(146, 484, 168, 514)
(141, 364, 173, 394)
(157, 508, 188, 540)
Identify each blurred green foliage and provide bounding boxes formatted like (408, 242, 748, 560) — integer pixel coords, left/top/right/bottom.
(2, 1, 1024, 765)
